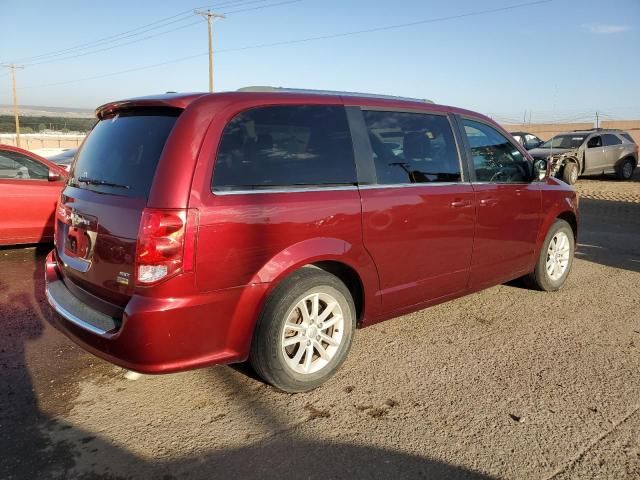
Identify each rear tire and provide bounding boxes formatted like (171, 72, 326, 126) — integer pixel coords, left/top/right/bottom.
(526, 219, 574, 292)
(561, 162, 579, 185)
(250, 267, 356, 392)
(616, 157, 635, 180)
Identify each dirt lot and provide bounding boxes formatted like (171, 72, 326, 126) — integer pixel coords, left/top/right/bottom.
(1, 174, 639, 480)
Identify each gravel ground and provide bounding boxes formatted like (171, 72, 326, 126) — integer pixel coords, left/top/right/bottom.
(1, 173, 639, 480)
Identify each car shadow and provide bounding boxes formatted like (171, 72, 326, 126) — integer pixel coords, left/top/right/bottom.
(579, 168, 640, 183)
(0, 247, 495, 480)
(576, 198, 640, 273)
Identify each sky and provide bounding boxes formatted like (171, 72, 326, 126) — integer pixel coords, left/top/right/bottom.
(1, 0, 639, 123)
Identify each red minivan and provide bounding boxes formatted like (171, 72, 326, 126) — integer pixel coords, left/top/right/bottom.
(45, 88, 578, 392)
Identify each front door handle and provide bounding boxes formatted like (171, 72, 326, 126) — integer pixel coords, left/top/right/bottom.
(450, 199, 472, 208)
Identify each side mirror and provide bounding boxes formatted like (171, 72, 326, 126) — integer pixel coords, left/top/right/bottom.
(533, 159, 549, 181)
(48, 169, 62, 182)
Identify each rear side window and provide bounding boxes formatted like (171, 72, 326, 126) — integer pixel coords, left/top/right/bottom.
(462, 119, 530, 183)
(603, 134, 622, 146)
(213, 105, 356, 191)
(71, 110, 179, 198)
(363, 111, 461, 184)
(621, 133, 635, 143)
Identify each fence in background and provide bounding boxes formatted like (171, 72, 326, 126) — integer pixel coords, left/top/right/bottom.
(0, 133, 86, 151)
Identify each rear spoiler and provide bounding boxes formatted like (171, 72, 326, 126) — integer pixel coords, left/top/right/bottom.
(96, 93, 208, 119)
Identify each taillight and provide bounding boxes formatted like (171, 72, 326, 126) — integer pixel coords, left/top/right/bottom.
(56, 194, 71, 223)
(135, 208, 198, 285)
(54, 194, 71, 246)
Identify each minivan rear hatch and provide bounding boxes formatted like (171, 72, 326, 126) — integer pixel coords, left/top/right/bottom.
(55, 108, 180, 309)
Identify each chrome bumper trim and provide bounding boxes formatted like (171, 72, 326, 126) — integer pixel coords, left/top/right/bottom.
(45, 282, 109, 335)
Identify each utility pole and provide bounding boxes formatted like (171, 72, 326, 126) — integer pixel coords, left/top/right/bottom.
(2, 64, 24, 147)
(194, 10, 225, 93)
(595, 111, 599, 129)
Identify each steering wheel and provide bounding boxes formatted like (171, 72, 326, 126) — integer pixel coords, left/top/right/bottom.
(489, 169, 505, 183)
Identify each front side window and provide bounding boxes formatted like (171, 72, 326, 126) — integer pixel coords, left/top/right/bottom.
(363, 110, 461, 184)
(602, 134, 622, 146)
(213, 105, 356, 191)
(0, 151, 48, 180)
(462, 119, 530, 183)
(587, 135, 602, 148)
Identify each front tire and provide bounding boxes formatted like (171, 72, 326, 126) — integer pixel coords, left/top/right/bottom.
(616, 158, 635, 180)
(561, 162, 579, 185)
(526, 219, 574, 292)
(250, 267, 356, 392)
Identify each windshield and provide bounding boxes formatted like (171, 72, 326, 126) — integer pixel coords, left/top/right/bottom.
(70, 111, 179, 198)
(540, 134, 586, 149)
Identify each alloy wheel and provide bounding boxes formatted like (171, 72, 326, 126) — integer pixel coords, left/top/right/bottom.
(546, 231, 571, 281)
(281, 292, 345, 375)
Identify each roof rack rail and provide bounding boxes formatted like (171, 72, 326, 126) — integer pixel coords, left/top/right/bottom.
(237, 86, 434, 104)
(572, 127, 618, 132)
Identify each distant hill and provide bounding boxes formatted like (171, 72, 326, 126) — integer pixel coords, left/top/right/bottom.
(0, 104, 94, 118)
(0, 114, 95, 133)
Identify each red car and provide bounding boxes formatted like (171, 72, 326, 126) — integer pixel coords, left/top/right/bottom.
(45, 88, 578, 392)
(0, 144, 67, 245)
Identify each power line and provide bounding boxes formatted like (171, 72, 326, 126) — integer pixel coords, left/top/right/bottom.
(8, 0, 271, 64)
(19, 0, 301, 67)
(214, 0, 553, 55)
(13, 0, 552, 91)
(25, 19, 204, 67)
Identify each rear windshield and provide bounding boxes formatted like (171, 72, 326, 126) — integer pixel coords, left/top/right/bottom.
(70, 110, 179, 198)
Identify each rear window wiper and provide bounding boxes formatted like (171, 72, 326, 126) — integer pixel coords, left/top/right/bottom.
(75, 176, 130, 189)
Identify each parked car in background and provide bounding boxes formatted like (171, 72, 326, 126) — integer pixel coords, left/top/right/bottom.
(528, 129, 638, 184)
(45, 88, 578, 392)
(0, 144, 67, 245)
(510, 131, 543, 150)
(46, 148, 77, 171)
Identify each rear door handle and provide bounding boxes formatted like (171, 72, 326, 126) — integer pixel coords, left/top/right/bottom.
(450, 199, 472, 208)
(479, 198, 498, 207)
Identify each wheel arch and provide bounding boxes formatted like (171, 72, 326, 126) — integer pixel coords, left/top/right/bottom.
(534, 198, 579, 261)
(615, 154, 637, 170)
(309, 260, 365, 325)
(557, 210, 578, 241)
(562, 155, 582, 173)
(228, 238, 379, 360)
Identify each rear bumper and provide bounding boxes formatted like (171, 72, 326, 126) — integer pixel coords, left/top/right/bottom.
(45, 250, 268, 373)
